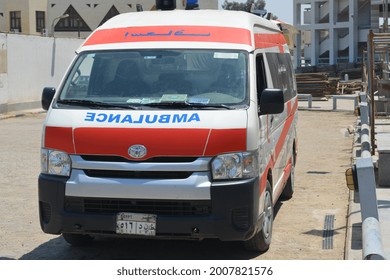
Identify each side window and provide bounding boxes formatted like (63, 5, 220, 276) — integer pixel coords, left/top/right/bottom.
(256, 54, 267, 96)
(265, 53, 282, 89)
(285, 54, 297, 99)
(279, 53, 295, 101)
(265, 53, 296, 102)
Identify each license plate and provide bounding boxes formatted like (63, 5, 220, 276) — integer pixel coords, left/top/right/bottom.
(116, 212, 156, 236)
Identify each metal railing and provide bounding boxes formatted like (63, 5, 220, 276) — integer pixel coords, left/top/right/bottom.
(355, 92, 385, 260)
(297, 94, 312, 108)
(332, 94, 359, 110)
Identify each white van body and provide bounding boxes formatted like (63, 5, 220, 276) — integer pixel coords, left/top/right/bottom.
(39, 10, 298, 252)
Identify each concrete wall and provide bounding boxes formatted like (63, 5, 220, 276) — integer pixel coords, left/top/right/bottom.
(0, 33, 82, 114)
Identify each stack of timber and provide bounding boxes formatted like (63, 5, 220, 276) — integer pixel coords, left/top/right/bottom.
(337, 79, 362, 95)
(296, 72, 338, 97)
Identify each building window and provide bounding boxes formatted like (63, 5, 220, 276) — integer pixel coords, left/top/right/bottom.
(10, 11, 21, 32)
(55, 5, 91, 32)
(36, 11, 45, 32)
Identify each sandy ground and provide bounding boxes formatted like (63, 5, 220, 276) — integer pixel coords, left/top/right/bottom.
(258, 110, 356, 259)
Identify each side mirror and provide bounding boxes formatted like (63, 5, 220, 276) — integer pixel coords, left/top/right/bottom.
(41, 87, 56, 111)
(259, 88, 284, 115)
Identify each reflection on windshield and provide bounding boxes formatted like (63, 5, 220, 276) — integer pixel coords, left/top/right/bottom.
(59, 49, 248, 109)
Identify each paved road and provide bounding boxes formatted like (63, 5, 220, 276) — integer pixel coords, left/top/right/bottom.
(0, 109, 356, 260)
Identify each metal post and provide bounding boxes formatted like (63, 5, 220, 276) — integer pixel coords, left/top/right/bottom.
(51, 14, 69, 37)
(354, 96, 358, 110)
(308, 94, 312, 108)
(367, 30, 376, 155)
(77, 18, 80, 38)
(385, 0, 389, 33)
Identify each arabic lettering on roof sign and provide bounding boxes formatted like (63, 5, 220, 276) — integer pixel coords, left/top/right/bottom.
(124, 29, 211, 39)
(83, 26, 253, 47)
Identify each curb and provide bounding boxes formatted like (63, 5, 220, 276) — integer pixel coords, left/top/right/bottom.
(0, 110, 45, 121)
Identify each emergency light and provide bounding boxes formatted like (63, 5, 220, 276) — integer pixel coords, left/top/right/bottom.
(186, 0, 199, 10)
(156, 0, 176, 10)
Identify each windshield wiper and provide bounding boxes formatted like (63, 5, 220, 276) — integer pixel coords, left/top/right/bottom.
(56, 99, 139, 110)
(143, 101, 234, 110)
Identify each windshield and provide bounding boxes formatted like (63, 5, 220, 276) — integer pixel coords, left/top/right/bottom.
(57, 49, 248, 109)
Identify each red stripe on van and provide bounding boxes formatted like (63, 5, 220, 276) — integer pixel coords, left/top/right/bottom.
(83, 26, 252, 46)
(259, 99, 297, 196)
(204, 129, 247, 156)
(70, 127, 246, 160)
(254, 33, 286, 52)
(44, 126, 75, 153)
(275, 99, 298, 160)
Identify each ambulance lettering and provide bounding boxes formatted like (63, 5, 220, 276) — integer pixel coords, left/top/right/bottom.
(84, 112, 201, 124)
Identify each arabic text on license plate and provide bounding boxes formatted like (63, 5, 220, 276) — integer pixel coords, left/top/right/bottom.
(116, 212, 156, 236)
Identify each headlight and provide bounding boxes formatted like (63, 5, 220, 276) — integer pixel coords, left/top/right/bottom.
(211, 151, 258, 180)
(41, 148, 71, 177)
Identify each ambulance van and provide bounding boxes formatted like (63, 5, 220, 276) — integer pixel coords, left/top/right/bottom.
(39, 9, 298, 252)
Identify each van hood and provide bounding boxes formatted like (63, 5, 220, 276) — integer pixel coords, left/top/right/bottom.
(43, 109, 248, 160)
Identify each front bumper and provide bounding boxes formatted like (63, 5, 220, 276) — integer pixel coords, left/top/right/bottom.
(38, 174, 263, 241)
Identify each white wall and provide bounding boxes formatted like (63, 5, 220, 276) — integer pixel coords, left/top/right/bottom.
(0, 33, 82, 113)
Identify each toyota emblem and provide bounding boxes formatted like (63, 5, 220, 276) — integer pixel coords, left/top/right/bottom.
(128, 144, 147, 159)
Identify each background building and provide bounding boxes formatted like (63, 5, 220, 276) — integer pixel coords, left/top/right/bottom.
(293, 0, 385, 67)
(47, 0, 218, 38)
(0, 1, 4, 32)
(0, 1, 218, 37)
(0, 0, 47, 36)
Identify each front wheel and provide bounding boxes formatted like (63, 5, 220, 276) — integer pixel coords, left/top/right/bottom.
(244, 181, 273, 252)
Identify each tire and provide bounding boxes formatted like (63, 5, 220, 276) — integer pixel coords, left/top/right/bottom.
(244, 181, 273, 252)
(62, 233, 94, 246)
(281, 152, 295, 200)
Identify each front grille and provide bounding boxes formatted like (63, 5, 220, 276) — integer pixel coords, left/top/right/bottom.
(84, 169, 192, 179)
(80, 155, 198, 163)
(65, 197, 212, 216)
